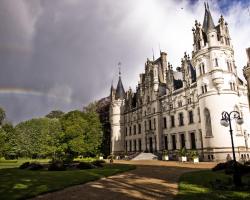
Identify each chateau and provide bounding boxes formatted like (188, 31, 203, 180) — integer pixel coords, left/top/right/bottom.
(110, 4, 250, 161)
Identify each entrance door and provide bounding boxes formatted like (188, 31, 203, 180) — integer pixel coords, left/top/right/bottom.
(149, 137, 153, 153)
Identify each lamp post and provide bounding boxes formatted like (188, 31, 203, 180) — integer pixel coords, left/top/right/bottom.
(220, 111, 244, 186)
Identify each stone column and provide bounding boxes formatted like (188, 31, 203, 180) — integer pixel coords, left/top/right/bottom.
(243, 48, 250, 110)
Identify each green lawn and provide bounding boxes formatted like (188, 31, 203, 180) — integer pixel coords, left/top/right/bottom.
(0, 159, 49, 169)
(175, 170, 250, 200)
(0, 162, 135, 200)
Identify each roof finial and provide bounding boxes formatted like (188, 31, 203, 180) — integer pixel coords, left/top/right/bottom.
(207, 2, 209, 10)
(118, 62, 121, 77)
(152, 48, 155, 61)
(204, 2, 207, 10)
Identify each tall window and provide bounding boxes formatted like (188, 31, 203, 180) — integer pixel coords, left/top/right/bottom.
(125, 127, 127, 136)
(153, 118, 156, 130)
(138, 124, 141, 134)
(172, 135, 176, 150)
(202, 63, 205, 74)
(171, 115, 175, 127)
(164, 136, 168, 150)
(190, 132, 196, 149)
(180, 134, 185, 148)
(163, 117, 167, 129)
(179, 113, 184, 126)
(189, 110, 194, 124)
(134, 140, 137, 151)
(129, 140, 132, 151)
(129, 127, 132, 135)
(215, 58, 218, 67)
(138, 139, 142, 151)
(149, 119, 152, 130)
(204, 108, 212, 137)
(144, 121, 147, 131)
(133, 125, 136, 135)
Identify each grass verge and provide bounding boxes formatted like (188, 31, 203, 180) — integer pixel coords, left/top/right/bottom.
(0, 163, 135, 200)
(175, 170, 250, 200)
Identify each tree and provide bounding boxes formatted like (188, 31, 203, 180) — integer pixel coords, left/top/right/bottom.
(0, 128, 6, 157)
(60, 110, 102, 158)
(15, 118, 62, 158)
(1, 123, 18, 159)
(0, 107, 6, 125)
(46, 110, 64, 119)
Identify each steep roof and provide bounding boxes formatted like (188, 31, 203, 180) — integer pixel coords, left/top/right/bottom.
(115, 75, 125, 100)
(202, 3, 215, 32)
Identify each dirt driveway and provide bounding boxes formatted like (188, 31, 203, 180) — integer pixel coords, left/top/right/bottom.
(33, 160, 216, 200)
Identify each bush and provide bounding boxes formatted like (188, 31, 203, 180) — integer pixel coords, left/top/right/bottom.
(91, 160, 105, 167)
(28, 162, 43, 170)
(48, 160, 66, 171)
(19, 162, 30, 169)
(77, 162, 95, 169)
(212, 160, 250, 175)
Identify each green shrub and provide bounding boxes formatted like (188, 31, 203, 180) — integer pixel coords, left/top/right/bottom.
(27, 162, 43, 170)
(19, 162, 30, 169)
(91, 160, 105, 167)
(48, 160, 66, 171)
(77, 162, 95, 169)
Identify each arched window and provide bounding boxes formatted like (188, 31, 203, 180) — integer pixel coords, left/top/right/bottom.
(204, 108, 212, 136)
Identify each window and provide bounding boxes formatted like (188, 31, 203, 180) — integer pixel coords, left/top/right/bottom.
(227, 61, 232, 72)
(202, 85, 208, 94)
(199, 63, 205, 75)
(133, 125, 136, 135)
(129, 127, 132, 135)
(153, 108, 156, 113)
(172, 135, 176, 150)
(169, 104, 173, 110)
(129, 140, 132, 151)
(149, 119, 152, 130)
(215, 58, 218, 67)
(178, 101, 182, 107)
(179, 113, 184, 126)
(144, 121, 147, 131)
(163, 117, 167, 129)
(134, 140, 137, 151)
(164, 136, 168, 150)
(190, 132, 196, 149)
(187, 98, 192, 104)
(204, 108, 212, 137)
(204, 85, 208, 92)
(189, 110, 194, 124)
(126, 141, 128, 151)
(202, 63, 205, 74)
(138, 124, 141, 134)
(180, 134, 185, 148)
(125, 127, 127, 136)
(198, 107, 201, 122)
(138, 139, 142, 151)
(153, 118, 156, 130)
(171, 115, 175, 127)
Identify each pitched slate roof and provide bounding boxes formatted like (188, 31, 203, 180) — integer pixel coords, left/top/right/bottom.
(115, 76, 125, 100)
(202, 3, 215, 32)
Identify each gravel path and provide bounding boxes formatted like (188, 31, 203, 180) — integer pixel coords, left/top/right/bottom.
(32, 160, 215, 200)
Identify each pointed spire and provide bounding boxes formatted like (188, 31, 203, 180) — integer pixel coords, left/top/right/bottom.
(115, 64, 125, 100)
(202, 2, 215, 32)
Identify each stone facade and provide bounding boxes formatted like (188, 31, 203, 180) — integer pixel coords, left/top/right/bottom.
(110, 5, 250, 161)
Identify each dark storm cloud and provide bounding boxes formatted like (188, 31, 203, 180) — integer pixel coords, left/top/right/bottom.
(0, 0, 249, 123)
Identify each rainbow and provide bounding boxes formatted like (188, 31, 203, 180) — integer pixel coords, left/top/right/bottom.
(0, 87, 70, 102)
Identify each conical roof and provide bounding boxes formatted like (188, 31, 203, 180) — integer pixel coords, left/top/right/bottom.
(115, 74, 125, 100)
(202, 3, 215, 32)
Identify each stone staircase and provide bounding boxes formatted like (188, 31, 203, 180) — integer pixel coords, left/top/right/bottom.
(132, 152, 158, 160)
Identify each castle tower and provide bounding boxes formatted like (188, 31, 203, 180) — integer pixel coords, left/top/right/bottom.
(243, 48, 250, 110)
(110, 70, 125, 154)
(192, 3, 247, 161)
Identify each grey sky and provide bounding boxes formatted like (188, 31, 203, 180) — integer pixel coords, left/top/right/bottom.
(0, 0, 249, 123)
